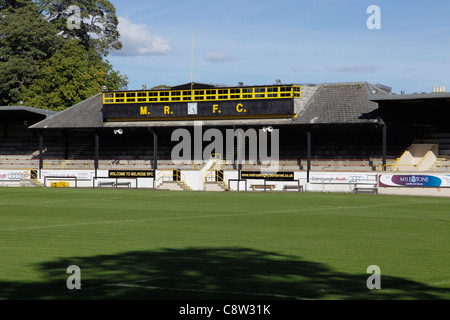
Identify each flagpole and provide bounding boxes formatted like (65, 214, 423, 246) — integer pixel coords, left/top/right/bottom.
(191, 31, 194, 99)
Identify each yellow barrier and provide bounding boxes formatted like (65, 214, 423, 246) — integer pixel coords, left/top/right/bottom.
(104, 85, 301, 104)
(51, 182, 70, 188)
(205, 170, 228, 191)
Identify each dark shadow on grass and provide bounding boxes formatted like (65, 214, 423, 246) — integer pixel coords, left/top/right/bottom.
(1, 247, 448, 300)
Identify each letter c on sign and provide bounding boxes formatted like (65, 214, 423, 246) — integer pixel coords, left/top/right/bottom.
(236, 104, 244, 113)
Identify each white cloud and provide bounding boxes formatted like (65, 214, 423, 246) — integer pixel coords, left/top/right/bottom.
(333, 65, 382, 74)
(113, 17, 173, 56)
(291, 65, 381, 74)
(203, 51, 234, 62)
(291, 67, 324, 73)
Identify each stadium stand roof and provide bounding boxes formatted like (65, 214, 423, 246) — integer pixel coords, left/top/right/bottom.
(293, 82, 386, 125)
(29, 82, 390, 130)
(369, 91, 450, 103)
(368, 90, 450, 125)
(0, 105, 58, 118)
(29, 94, 103, 129)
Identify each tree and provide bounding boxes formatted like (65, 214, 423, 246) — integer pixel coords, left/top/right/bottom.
(0, 0, 128, 109)
(20, 39, 127, 111)
(37, 0, 122, 57)
(151, 85, 171, 90)
(0, 0, 19, 10)
(0, 0, 62, 104)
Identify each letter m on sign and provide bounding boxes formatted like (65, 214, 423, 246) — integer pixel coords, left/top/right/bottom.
(140, 106, 148, 115)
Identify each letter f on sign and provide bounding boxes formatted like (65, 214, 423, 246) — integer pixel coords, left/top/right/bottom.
(366, 265, 381, 290)
(66, 265, 81, 290)
(367, 5, 381, 30)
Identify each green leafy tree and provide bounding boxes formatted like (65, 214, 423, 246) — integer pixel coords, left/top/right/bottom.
(37, 0, 122, 57)
(151, 85, 171, 90)
(0, 0, 62, 104)
(0, 0, 127, 108)
(20, 40, 127, 111)
(0, 0, 25, 10)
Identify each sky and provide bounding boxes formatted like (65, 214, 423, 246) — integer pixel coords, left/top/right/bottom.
(107, 0, 450, 94)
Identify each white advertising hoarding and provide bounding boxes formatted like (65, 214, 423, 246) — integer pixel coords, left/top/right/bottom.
(310, 173, 377, 184)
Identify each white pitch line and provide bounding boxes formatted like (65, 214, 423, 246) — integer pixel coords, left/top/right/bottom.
(42, 200, 67, 204)
(81, 277, 169, 291)
(1, 199, 448, 232)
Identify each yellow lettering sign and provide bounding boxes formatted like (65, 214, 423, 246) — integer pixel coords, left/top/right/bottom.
(213, 104, 221, 114)
(236, 103, 246, 113)
(140, 106, 148, 115)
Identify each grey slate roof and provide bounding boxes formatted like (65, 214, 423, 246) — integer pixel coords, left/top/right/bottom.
(369, 91, 450, 102)
(29, 93, 103, 129)
(294, 82, 386, 124)
(0, 105, 58, 118)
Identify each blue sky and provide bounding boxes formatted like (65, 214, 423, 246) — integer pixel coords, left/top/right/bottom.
(108, 0, 450, 94)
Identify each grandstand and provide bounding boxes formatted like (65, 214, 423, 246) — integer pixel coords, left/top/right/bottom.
(0, 106, 57, 169)
(1, 81, 450, 195)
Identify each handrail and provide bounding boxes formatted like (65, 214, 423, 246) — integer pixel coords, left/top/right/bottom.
(20, 168, 32, 181)
(155, 169, 191, 190)
(376, 164, 395, 171)
(205, 169, 228, 191)
(392, 150, 408, 170)
(103, 85, 301, 104)
(416, 150, 434, 168)
(393, 164, 418, 171)
(394, 145, 437, 171)
(20, 168, 42, 187)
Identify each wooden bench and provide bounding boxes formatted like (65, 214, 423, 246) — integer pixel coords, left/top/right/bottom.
(353, 185, 377, 195)
(250, 184, 275, 191)
(282, 184, 303, 192)
(98, 181, 115, 187)
(114, 182, 131, 188)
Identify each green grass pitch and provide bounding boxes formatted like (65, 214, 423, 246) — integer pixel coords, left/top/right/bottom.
(0, 187, 449, 300)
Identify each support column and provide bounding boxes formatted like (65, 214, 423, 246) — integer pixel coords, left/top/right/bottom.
(382, 124, 387, 170)
(153, 130, 158, 170)
(307, 130, 311, 183)
(63, 129, 69, 160)
(148, 128, 158, 189)
(94, 130, 99, 178)
(148, 128, 158, 170)
(39, 130, 44, 179)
